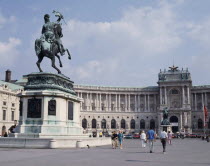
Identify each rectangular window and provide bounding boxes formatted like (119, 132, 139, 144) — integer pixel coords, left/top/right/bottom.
(3, 110, 6, 120)
(12, 103, 15, 107)
(11, 111, 14, 121)
(3, 101, 6, 106)
(27, 98, 42, 118)
(68, 101, 74, 120)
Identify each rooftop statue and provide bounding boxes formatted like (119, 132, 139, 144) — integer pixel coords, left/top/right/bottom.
(35, 11, 71, 74)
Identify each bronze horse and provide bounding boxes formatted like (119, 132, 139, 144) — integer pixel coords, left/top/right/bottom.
(35, 24, 71, 74)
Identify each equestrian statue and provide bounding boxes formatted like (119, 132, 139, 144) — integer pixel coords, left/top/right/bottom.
(35, 11, 71, 74)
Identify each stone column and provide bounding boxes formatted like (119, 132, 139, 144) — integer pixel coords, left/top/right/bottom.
(109, 94, 111, 111)
(184, 112, 188, 126)
(135, 95, 137, 112)
(195, 93, 197, 111)
(154, 94, 156, 112)
(118, 94, 121, 111)
(202, 93, 204, 109)
(99, 93, 102, 111)
(187, 87, 190, 104)
(144, 94, 147, 112)
(180, 113, 183, 131)
(148, 94, 150, 112)
(128, 94, 130, 112)
(182, 86, 185, 105)
(160, 87, 162, 105)
(115, 94, 117, 112)
(90, 93, 92, 111)
(138, 94, 140, 112)
(106, 94, 108, 111)
(86, 93, 89, 111)
(125, 94, 127, 111)
(164, 87, 167, 105)
(96, 93, 98, 111)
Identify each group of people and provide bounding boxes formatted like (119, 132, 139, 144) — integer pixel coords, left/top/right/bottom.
(140, 129, 173, 153)
(111, 130, 124, 149)
(0, 125, 16, 137)
(111, 128, 173, 153)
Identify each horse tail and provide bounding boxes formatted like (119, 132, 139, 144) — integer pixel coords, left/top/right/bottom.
(35, 39, 42, 56)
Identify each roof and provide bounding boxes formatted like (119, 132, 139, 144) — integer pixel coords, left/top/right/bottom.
(0, 80, 23, 91)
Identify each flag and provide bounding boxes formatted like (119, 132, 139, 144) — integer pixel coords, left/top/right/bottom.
(204, 105, 208, 126)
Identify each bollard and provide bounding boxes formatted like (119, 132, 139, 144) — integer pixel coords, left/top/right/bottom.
(49, 140, 57, 149)
(76, 141, 82, 148)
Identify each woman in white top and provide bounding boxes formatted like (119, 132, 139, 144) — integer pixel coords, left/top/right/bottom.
(140, 130, 147, 148)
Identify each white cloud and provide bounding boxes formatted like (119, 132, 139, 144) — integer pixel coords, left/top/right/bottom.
(0, 38, 21, 67)
(0, 13, 6, 28)
(60, 2, 183, 86)
(0, 12, 16, 29)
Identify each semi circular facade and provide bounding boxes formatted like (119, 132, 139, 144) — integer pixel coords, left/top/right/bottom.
(74, 67, 210, 134)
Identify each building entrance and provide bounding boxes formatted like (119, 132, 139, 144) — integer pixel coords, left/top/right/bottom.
(170, 116, 179, 133)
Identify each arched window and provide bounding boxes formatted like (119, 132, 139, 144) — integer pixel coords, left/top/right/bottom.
(150, 119, 155, 129)
(170, 116, 178, 123)
(101, 119, 106, 129)
(111, 119, 116, 129)
(198, 119, 203, 129)
(130, 119, 135, 129)
(121, 119, 126, 129)
(171, 89, 179, 94)
(92, 119, 97, 128)
(82, 118, 87, 129)
(140, 119, 145, 129)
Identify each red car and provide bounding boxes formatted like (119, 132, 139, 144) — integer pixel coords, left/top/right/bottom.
(133, 133, 140, 139)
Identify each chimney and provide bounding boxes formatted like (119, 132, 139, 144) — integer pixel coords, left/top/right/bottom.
(5, 69, 11, 82)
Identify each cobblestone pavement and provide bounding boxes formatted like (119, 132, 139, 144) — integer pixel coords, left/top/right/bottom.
(0, 138, 209, 166)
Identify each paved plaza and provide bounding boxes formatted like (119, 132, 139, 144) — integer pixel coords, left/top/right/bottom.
(0, 138, 209, 166)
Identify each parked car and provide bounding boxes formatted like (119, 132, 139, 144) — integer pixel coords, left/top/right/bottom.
(124, 134, 133, 139)
(133, 133, 140, 139)
(189, 133, 197, 138)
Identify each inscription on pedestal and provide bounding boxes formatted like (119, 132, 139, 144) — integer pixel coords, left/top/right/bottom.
(19, 101, 23, 116)
(27, 99, 42, 118)
(48, 100, 56, 115)
(68, 101, 73, 120)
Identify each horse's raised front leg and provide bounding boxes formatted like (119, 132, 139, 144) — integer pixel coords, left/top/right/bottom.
(36, 55, 43, 72)
(66, 49, 71, 60)
(55, 54, 63, 67)
(51, 56, 61, 74)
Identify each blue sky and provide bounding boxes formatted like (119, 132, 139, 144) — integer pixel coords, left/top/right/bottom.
(1, 0, 210, 86)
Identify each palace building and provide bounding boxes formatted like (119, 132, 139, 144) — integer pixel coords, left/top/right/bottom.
(74, 66, 210, 134)
(0, 70, 23, 135)
(0, 66, 210, 135)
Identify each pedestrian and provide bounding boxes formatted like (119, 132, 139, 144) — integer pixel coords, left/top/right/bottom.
(3, 132, 8, 137)
(111, 131, 118, 149)
(147, 128, 156, 153)
(168, 131, 172, 145)
(118, 130, 124, 149)
(140, 130, 147, 148)
(160, 129, 168, 153)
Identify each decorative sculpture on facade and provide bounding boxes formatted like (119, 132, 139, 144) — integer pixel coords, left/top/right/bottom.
(35, 11, 71, 74)
(161, 107, 170, 125)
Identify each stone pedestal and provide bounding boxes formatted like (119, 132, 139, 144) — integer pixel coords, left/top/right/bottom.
(160, 125, 172, 133)
(15, 72, 84, 138)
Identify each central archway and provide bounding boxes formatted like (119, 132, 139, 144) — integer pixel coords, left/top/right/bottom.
(170, 116, 179, 133)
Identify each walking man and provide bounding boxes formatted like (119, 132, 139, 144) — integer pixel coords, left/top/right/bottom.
(160, 129, 168, 153)
(140, 130, 147, 148)
(147, 128, 156, 153)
